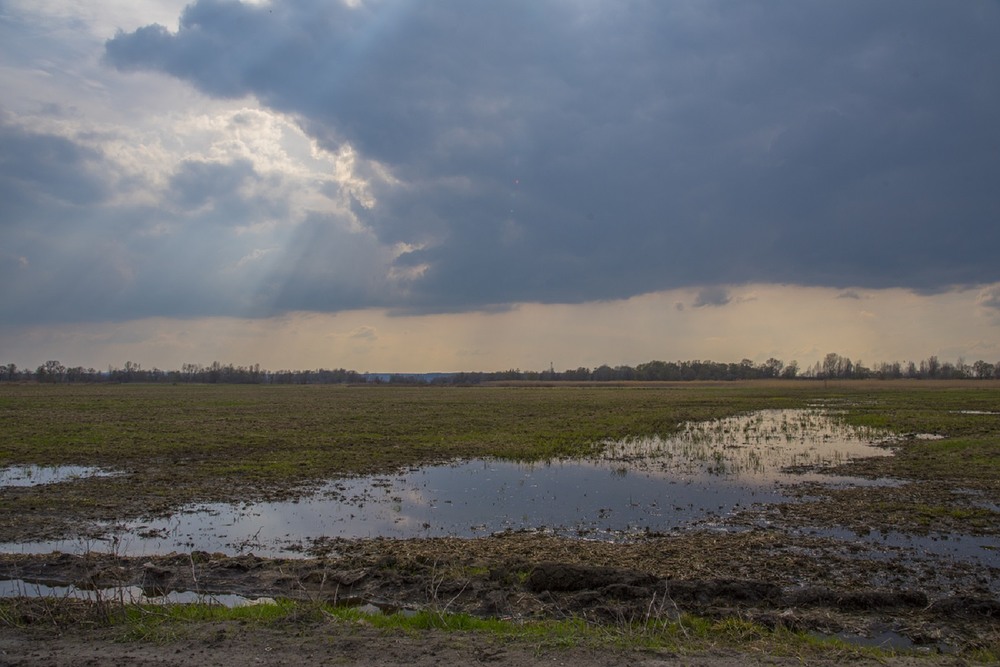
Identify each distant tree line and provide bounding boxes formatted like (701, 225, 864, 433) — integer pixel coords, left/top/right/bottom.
(437, 354, 999, 384)
(2, 354, 999, 385)
(0, 360, 363, 385)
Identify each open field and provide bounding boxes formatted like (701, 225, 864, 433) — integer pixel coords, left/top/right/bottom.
(0, 381, 998, 664)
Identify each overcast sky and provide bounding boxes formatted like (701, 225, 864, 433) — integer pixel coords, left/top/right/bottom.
(2, 0, 999, 372)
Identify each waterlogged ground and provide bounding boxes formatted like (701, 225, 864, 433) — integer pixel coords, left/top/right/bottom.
(0, 465, 119, 487)
(0, 383, 999, 663)
(2, 409, 899, 555)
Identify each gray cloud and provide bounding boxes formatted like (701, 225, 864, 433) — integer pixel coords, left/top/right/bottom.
(349, 326, 378, 342)
(168, 159, 256, 211)
(978, 286, 1000, 312)
(0, 116, 383, 324)
(12, 0, 1000, 323)
(693, 287, 732, 309)
(262, 211, 397, 313)
(104, 0, 1000, 315)
(0, 120, 109, 215)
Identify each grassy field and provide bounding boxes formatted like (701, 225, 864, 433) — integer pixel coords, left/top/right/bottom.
(0, 380, 998, 526)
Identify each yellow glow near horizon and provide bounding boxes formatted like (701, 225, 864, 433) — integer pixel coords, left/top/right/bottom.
(3, 283, 999, 373)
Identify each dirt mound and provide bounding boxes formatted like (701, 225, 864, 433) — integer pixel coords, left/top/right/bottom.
(525, 562, 657, 592)
(786, 587, 928, 611)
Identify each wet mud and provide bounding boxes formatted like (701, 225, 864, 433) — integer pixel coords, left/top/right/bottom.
(1, 528, 997, 656)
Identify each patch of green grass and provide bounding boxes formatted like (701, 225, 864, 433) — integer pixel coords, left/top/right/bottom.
(116, 598, 306, 642)
(856, 499, 999, 532)
(3, 594, 983, 660)
(139, 600, 891, 658)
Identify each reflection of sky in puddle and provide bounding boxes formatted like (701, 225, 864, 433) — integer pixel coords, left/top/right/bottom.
(594, 409, 894, 478)
(0, 465, 118, 487)
(0, 410, 941, 558)
(0, 578, 269, 607)
(14, 461, 795, 557)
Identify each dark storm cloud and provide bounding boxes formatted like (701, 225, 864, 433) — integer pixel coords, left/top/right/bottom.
(0, 120, 109, 214)
(99, 1, 1000, 313)
(0, 118, 123, 323)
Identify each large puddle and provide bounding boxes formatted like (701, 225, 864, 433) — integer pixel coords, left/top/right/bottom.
(1, 409, 910, 557)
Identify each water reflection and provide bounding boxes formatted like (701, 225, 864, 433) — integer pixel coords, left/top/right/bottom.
(0, 465, 119, 487)
(2, 410, 901, 557)
(0, 578, 271, 607)
(596, 409, 894, 478)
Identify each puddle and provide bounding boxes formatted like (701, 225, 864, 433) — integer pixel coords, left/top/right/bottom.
(594, 409, 894, 479)
(0, 577, 414, 615)
(0, 409, 904, 558)
(803, 527, 1000, 570)
(333, 597, 419, 617)
(810, 628, 946, 653)
(0, 578, 273, 607)
(0, 465, 119, 488)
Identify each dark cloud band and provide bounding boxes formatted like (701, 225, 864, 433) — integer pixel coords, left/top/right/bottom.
(12, 0, 1000, 323)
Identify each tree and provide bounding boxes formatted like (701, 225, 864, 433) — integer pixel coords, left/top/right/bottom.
(762, 358, 783, 378)
(36, 360, 66, 383)
(972, 360, 995, 379)
(592, 364, 615, 381)
(822, 353, 841, 378)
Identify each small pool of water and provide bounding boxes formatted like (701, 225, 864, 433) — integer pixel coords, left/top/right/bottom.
(0, 465, 119, 487)
(0, 578, 271, 607)
(803, 527, 999, 569)
(0, 409, 901, 558)
(594, 409, 894, 478)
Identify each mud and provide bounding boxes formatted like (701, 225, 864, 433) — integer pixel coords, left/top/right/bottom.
(0, 621, 956, 667)
(1, 529, 997, 658)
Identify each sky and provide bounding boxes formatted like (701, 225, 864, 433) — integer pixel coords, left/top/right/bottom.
(2, 0, 999, 373)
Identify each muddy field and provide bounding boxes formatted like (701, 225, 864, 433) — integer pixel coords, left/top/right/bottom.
(0, 383, 998, 664)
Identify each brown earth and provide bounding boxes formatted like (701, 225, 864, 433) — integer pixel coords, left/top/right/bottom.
(0, 622, 968, 667)
(1, 529, 997, 665)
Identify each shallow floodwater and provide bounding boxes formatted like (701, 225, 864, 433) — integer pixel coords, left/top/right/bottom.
(0, 578, 270, 607)
(0, 465, 118, 487)
(1, 409, 908, 557)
